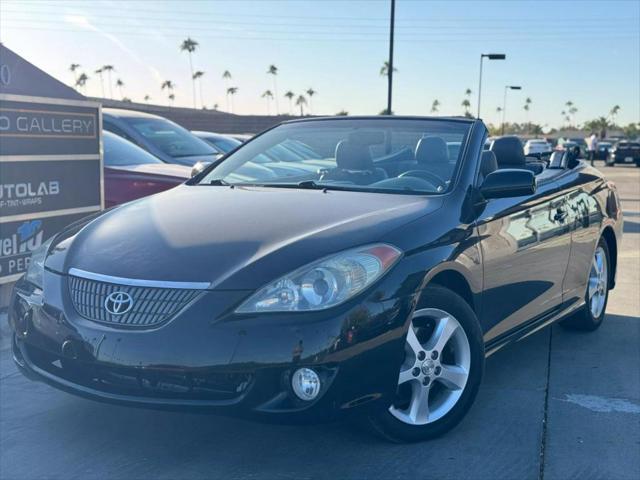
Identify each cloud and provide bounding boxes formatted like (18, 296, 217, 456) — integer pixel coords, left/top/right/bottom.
(63, 14, 163, 86)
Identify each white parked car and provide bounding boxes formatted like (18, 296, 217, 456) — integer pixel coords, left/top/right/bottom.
(524, 139, 552, 156)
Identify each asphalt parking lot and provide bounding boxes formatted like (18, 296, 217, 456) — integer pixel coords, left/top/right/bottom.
(1, 164, 638, 480)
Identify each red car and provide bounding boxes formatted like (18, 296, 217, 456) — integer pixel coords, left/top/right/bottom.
(103, 131, 191, 207)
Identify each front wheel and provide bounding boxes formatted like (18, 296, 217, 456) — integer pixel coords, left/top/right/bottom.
(366, 285, 484, 442)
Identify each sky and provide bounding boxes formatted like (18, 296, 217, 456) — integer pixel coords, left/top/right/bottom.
(1, 0, 639, 128)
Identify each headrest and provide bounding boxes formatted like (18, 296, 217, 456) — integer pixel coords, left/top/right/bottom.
(489, 136, 526, 167)
(480, 150, 498, 178)
(415, 136, 448, 165)
(335, 140, 374, 171)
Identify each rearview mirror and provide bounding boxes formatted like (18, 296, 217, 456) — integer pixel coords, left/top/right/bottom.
(480, 169, 536, 199)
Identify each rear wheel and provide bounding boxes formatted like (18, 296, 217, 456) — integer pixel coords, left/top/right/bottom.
(366, 285, 484, 442)
(561, 238, 610, 331)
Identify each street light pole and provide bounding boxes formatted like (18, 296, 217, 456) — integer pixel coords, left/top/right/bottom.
(477, 53, 505, 118)
(501, 85, 521, 135)
(387, 0, 395, 115)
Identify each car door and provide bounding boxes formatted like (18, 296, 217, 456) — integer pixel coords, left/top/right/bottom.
(557, 169, 606, 306)
(476, 176, 572, 344)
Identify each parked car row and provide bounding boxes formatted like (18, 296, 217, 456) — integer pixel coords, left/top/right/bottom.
(101, 108, 246, 206)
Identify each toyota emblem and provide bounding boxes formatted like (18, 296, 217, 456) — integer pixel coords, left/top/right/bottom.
(104, 291, 133, 315)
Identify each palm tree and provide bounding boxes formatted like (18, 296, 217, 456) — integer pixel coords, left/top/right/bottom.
(463, 89, 473, 118)
(227, 87, 238, 113)
(161, 80, 175, 106)
(431, 99, 440, 113)
(75, 72, 88, 93)
(115, 79, 125, 100)
(222, 70, 232, 111)
(380, 61, 397, 77)
(267, 65, 279, 115)
(284, 91, 295, 115)
(102, 65, 115, 99)
(306, 88, 316, 115)
(168, 93, 175, 105)
(585, 116, 611, 139)
(609, 105, 621, 125)
(192, 71, 205, 109)
(94, 67, 105, 97)
(565, 100, 578, 126)
(461, 99, 471, 116)
(144, 94, 151, 103)
(295, 95, 307, 116)
(212, 103, 219, 111)
(69, 63, 80, 85)
(523, 97, 532, 133)
(180, 37, 199, 108)
(262, 90, 274, 115)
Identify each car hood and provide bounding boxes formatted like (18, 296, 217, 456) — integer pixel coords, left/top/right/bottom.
(48, 185, 442, 289)
(109, 163, 191, 179)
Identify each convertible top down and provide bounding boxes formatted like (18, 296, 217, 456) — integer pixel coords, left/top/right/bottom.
(10, 116, 622, 442)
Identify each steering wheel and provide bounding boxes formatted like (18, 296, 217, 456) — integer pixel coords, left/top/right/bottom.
(398, 170, 447, 191)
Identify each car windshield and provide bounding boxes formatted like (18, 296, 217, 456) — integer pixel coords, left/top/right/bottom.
(103, 131, 163, 166)
(126, 118, 217, 158)
(206, 136, 242, 153)
(199, 118, 472, 194)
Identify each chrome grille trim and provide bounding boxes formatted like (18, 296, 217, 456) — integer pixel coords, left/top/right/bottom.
(68, 268, 211, 290)
(68, 273, 203, 328)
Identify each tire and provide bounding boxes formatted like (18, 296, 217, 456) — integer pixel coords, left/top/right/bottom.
(366, 285, 484, 442)
(561, 238, 611, 331)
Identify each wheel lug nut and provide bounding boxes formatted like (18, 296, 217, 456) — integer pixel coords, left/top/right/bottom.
(412, 367, 420, 377)
(417, 351, 426, 361)
(435, 366, 442, 376)
(431, 351, 439, 360)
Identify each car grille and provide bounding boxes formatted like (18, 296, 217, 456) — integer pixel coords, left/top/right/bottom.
(68, 275, 201, 328)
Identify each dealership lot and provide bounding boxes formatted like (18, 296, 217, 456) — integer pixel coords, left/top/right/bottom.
(1, 165, 638, 480)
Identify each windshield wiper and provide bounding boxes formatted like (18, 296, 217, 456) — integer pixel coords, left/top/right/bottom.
(207, 178, 230, 186)
(296, 180, 325, 189)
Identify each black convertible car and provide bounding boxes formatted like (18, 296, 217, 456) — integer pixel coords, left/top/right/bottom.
(9, 117, 623, 442)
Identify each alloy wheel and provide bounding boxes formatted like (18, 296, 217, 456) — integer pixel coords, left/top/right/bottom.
(588, 246, 608, 318)
(389, 308, 471, 426)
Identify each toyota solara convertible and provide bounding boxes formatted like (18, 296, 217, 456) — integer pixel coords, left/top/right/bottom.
(9, 117, 623, 442)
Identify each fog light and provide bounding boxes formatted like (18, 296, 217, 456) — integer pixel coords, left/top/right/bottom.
(291, 368, 321, 401)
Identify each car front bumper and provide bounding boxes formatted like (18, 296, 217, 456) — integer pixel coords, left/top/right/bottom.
(8, 271, 412, 423)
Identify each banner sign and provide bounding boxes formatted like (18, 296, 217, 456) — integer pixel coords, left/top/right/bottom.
(0, 45, 103, 284)
(0, 159, 101, 217)
(0, 100, 99, 156)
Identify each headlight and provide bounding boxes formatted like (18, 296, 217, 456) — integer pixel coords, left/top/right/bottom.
(236, 244, 402, 313)
(23, 237, 54, 290)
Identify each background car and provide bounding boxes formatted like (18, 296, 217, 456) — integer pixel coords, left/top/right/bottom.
(524, 139, 552, 156)
(103, 131, 190, 207)
(607, 141, 640, 166)
(103, 108, 221, 167)
(192, 131, 242, 154)
(595, 141, 612, 160)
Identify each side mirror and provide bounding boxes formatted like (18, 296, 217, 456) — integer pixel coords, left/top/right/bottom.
(480, 169, 536, 199)
(190, 161, 208, 178)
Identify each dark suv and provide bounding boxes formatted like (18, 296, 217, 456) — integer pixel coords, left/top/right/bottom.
(607, 141, 640, 167)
